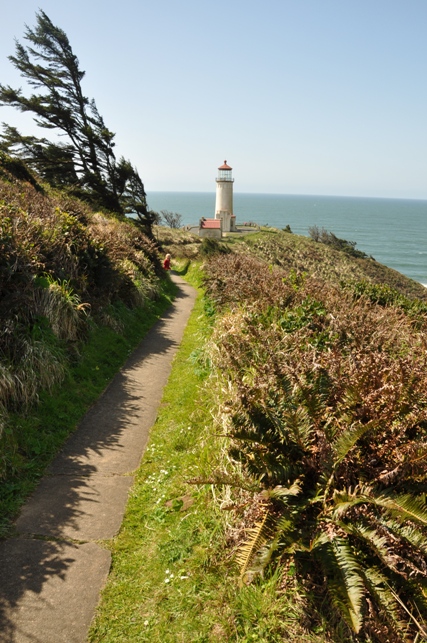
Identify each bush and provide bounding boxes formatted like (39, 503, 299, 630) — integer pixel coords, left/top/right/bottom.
(199, 237, 231, 257)
(206, 254, 427, 641)
(159, 209, 183, 228)
(351, 280, 427, 325)
(0, 172, 163, 480)
(309, 225, 368, 258)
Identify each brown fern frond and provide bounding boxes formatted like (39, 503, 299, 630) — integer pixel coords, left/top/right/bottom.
(236, 505, 276, 584)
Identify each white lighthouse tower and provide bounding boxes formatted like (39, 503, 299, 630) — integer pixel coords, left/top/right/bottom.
(215, 160, 236, 232)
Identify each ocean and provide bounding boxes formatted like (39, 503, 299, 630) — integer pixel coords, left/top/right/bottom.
(146, 192, 427, 286)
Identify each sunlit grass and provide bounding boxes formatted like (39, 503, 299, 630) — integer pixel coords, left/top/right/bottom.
(88, 270, 334, 643)
(88, 278, 236, 642)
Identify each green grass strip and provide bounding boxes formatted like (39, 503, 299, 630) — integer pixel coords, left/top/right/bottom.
(88, 280, 237, 642)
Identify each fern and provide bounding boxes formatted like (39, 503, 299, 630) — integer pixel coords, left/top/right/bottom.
(376, 494, 427, 527)
(313, 534, 365, 633)
(385, 518, 427, 552)
(331, 485, 376, 519)
(206, 252, 427, 639)
(338, 520, 397, 572)
(332, 420, 377, 465)
(385, 578, 427, 639)
(268, 480, 302, 502)
(362, 566, 408, 636)
(236, 507, 275, 583)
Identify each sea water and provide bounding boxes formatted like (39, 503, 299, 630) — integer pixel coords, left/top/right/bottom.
(147, 192, 427, 286)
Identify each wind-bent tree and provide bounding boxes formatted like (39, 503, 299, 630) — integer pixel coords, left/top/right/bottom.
(160, 210, 183, 228)
(0, 10, 154, 231)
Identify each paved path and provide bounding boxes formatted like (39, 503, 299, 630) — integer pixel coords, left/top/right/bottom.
(0, 274, 196, 643)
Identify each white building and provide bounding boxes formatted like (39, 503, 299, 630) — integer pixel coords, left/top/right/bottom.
(214, 160, 236, 232)
(199, 217, 222, 239)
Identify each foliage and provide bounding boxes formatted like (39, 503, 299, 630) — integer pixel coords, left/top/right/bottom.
(0, 11, 154, 229)
(3, 217, 427, 640)
(159, 209, 183, 228)
(240, 229, 427, 302)
(350, 280, 427, 322)
(308, 226, 368, 259)
(89, 278, 327, 643)
(0, 162, 163, 481)
(0, 277, 176, 536)
(199, 236, 232, 257)
(205, 253, 427, 641)
(154, 225, 202, 261)
(0, 150, 43, 191)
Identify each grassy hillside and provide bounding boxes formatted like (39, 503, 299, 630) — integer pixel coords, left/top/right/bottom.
(241, 228, 427, 300)
(0, 154, 172, 532)
(90, 223, 427, 642)
(157, 224, 427, 302)
(159, 225, 427, 641)
(199, 243, 427, 640)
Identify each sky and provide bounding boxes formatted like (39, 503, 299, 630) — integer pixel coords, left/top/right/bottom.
(0, 0, 426, 199)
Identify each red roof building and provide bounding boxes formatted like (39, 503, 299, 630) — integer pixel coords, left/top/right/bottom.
(199, 217, 222, 239)
(200, 219, 221, 229)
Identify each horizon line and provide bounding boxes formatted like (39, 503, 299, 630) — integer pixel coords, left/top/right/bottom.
(147, 190, 427, 202)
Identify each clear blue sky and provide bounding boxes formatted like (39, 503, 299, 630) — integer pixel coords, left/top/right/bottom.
(0, 1, 426, 199)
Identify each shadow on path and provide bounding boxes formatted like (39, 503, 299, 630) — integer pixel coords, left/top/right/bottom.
(0, 274, 196, 643)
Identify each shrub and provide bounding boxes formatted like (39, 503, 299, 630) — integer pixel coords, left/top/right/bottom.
(309, 226, 368, 259)
(199, 237, 231, 257)
(206, 255, 427, 641)
(0, 171, 163, 481)
(159, 209, 183, 228)
(350, 280, 427, 327)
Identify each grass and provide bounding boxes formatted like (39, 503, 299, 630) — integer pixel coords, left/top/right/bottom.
(88, 270, 234, 642)
(88, 264, 333, 643)
(241, 229, 427, 301)
(0, 277, 177, 538)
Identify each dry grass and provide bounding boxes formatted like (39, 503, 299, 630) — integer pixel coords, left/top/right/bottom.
(240, 230, 427, 301)
(0, 156, 164, 478)
(154, 225, 202, 259)
(202, 253, 427, 640)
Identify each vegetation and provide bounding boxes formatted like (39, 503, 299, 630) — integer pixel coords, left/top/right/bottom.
(240, 228, 427, 302)
(0, 152, 166, 531)
(0, 10, 154, 231)
(204, 254, 427, 641)
(89, 265, 324, 643)
(158, 209, 184, 228)
(154, 224, 200, 252)
(0, 277, 176, 538)
(89, 233, 427, 642)
(2, 128, 427, 638)
(308, 225, 369, 258)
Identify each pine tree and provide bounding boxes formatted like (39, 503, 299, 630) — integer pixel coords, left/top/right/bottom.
(0, 10, 153, 230)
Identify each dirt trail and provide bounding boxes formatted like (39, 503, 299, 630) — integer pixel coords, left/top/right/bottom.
(0, 274, 196, 643)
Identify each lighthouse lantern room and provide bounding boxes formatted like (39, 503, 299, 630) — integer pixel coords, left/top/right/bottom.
(215, 160, 236, 232)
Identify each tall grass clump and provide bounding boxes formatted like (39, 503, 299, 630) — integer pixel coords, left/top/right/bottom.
(204, 253, 427, 642)
(33, 276, 88, 341)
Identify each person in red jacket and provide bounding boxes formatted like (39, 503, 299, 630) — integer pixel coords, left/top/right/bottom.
(163, 253, 171, 270)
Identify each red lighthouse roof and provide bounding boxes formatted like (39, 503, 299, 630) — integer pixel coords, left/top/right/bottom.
(218, 160, 232, 170)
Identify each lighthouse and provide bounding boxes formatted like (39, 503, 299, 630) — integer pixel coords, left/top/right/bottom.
(214, 160, 236, 232)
